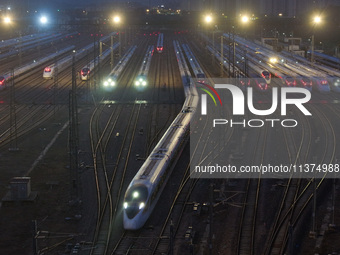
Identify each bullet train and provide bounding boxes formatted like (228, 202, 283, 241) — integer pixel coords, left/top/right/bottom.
(298, 76, 313, 91)
(123, 41, 198, 230)
(314, 77, 330, 93)
(103, 45, 137, 90)
(134, 45, 154, 90)
(156, 33, 164, 53)
(43, 65, 55, 79)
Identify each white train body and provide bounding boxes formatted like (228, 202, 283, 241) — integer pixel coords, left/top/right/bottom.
(123, 41, 198, 230)
(43, 41, 100, 80)
(0, 45, 75, 89)
(123, 110, 194, 229)
(134, 45, 154, 89)
(43, 65, 55, 79)
(103, 45, 137, 89)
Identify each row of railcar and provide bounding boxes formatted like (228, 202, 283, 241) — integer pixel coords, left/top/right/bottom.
(181, 43, 206, 82)
(228, 34, 340, 93)
(41, 32, 117, 80)
(0, 45, 75, 90)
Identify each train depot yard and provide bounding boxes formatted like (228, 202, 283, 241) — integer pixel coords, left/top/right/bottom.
(1, 1, 340, 254)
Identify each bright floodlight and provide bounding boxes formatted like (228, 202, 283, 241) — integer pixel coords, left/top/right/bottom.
(241, 15, 249, 23)
(205, 15, 212, 23)
(314, 16, 321, 24)
(40, 16, 48, 24)
(113, 16, 121, 24)
(4, 17, 11, 24)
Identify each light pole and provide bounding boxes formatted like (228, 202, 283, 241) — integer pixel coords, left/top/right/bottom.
(228, 15, 250, 77)
(113, 15, 122, 59)
(311, 15, 321, 64)
(204, 14, 214, 64)
(38, 15, 49, 58)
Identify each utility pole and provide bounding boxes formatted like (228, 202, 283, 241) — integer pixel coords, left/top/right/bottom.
(9, 69, 19, 151)
(32, 220, 38, 255)
(110, 35, 114, 70)
(170, 219, 174, 255)
(119, 31, 121, 59)
(209, 181, 213, 255)
(53, 57, 59, 116)
(220, 35, 223, 77)
(232, 30, 235, 77)
(69, 56, 79, 202)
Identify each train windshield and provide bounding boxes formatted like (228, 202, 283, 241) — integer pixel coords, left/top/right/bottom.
(262, 71, 270, 79)
(124, 185, 148, 219)
(82, 68, 90, 74)
(300, 77, 312, 87)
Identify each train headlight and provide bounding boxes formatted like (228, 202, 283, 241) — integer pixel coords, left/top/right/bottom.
(124, 202, 128, 209)
(111, 81, 115, 86)
(133, 191, 139, 198)
(269, 57, 278, 64)
(104, 81, 109, 87)
(135, 81, 140, 86)
(142, 81, 147, 86)
(334, 79, 340, 86)
(139, 202, 145, 210)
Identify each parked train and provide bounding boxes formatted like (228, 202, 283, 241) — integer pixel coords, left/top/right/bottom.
(103, 45, 137, 90)
(314, 77, 330, 93)
(43, 33, 118, 80)
(134, 45, 154, 89)
(123, 41, 198, 230)
(229, 33, 332, 93)
(156, 33, 164, 53)
(80, 42, 120, 81)
(0, 45, 75, 91)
